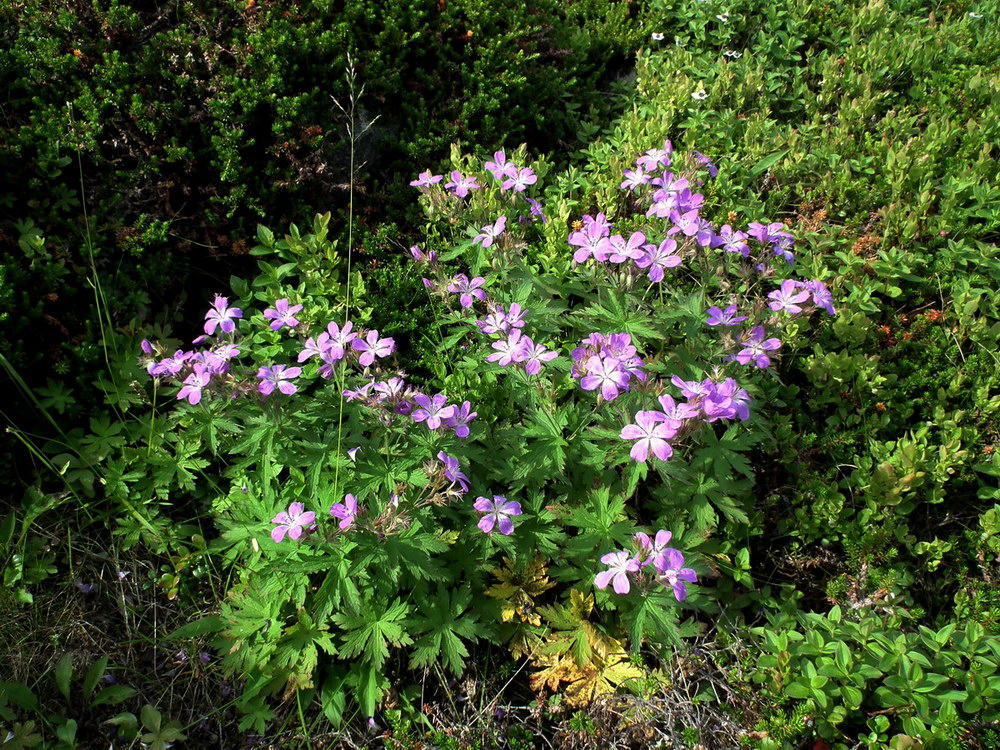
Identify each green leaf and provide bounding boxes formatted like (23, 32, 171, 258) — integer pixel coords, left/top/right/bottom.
(749, 149, 789, 177)
(54, 653, 74, 703)
(0, 682, 38, 711)
(334, 599, 413, 670)
(165, 616, 226, 640)
(55, 718, 77, 745)
(91, 685, 138, 706)
(82, 656, 109, 701)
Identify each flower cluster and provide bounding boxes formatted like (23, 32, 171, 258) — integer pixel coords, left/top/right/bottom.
(298, 320, 395, 375)
(571, 333, 646, 401)
(569, 215, 683, 283)
(595, 529, 697, 601)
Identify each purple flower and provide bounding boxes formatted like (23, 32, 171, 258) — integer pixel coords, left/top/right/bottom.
(671, 375, 712, 401)
(352, 330, 395, 367)
(326, 320, 358, 361)
(580, 355, 629, 401)
(444, 400, 477, 438)
(690, 149, 718, 178)
(735, 326, 782, 369)
(177, 364, 211, 404)
(473, 495, 522, 535)
(620, 411, 676, 462)
(607, 231, 648, 264)
(271, 502, 316, 543)
(410, 170, 444, 188)
(594, 550, 640, 594)
(768, 279, 811, 314)
(484, 151, 516, 180)
(805, 280, 837, 315)
(654, 548, 697, 601)
(257, 364, 302, 395)
(411, 393, 456, 430)
(633, 530, 674, 566)
(447, 274, 487, 308)
(705, 304, 748, 327)
(299, 332, 331, 363)
(329, 494, 358, 530)
(521, 338, 558, 375)
(149, 350, 191, 377)
(486, 330, 529, 367)
(445, 170, 481, 198)
(636, 143, 673, 172)
(701, 378, 751, 422)
(747, 221, 788, 244)
(473, 216, 507, 248)
(569, 222, 614, 264)
(583, 212, 613, 235)
(263, 299, 303, 331)
(620, 169, 651, 191)
(635, 238, 682, 282)
(523, 196, 547, 221)
(713, 225, 749, 257)
(657, 394, 700, 428)
(204, 295, 243, 335)
(501, 167, 537, 193)
(438, 451, 470, 493)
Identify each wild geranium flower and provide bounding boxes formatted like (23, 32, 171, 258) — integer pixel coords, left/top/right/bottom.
(705, 304, 748, 326)
(636, 143, 672, 171)
(257, 364, 301, 395)
(177, 364, 211, 405)
(671, 375, 713, 401)
(411, 393, 456, 430)
(438, 451, 470, 493)
(595, 550, 641, 594)
(656, 394, 700, 429)
(473, 216, 507, 248)
(263, 299, 303, 331)
(409, 170, 443, 188)
(690, 149, 718, 178)
(204, 295, 243, 335)
(804, 280, 837, 315)
(473, 495, 522, 535)
(445, 170, 480, 198)
(768, 279, 811, 314)
(634, 530, 675, 566)
(150, 350, 191, 377)
(569, 222, 613, 263)
(271, 502, 316, 543)
(352, 330, 395, 367)
(713, 225, 749, 256)
(655, 548, 698, 601)
(486, 330, 529, 367)
(326, 320, 358, 361)
(620, 169, 651, 191)
(501, 166, 537, 192)
(447, 274, 487, 308)
(298, 332, 331, 363)
(620, 411, 676, 462)
(582, 212, 613, 235)
(444, 401, 477, 438)
(484, 151, 516, 180)
(523, 196, 547, 222)
(329, 494, 358, 530)
(735, 326, 782, 369)
(747, 221, 790, 245)
(635, 238, 682, 282)
(607, 231, 648, 263)
(700, 378, 751, 422)
(521, 338, 558, 375)
(580, 355, 629, 401)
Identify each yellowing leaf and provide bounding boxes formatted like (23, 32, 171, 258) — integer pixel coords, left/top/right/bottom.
(486, 554, 555, 625)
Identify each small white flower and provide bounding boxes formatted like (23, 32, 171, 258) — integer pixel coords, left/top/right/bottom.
(716, 13, 729, 22)
(691, 87, 708, 100)
(968, 12, 983, 18)
(723, 49, 743, 59)
(651, 32, 665, 41)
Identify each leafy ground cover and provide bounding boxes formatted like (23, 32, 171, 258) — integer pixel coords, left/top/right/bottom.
(2, 0, 1000, 748)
